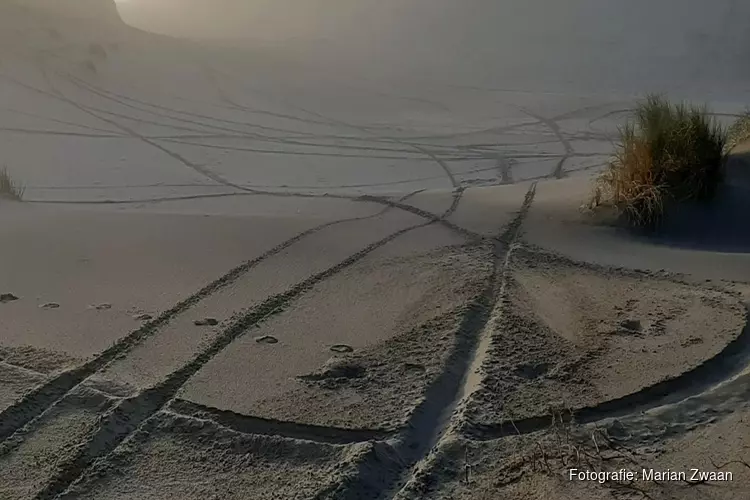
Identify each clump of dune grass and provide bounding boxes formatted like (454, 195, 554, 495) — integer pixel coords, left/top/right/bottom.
(0, 167, 25, 201)
(590, 95, 727, 228)
(727, 110, 750, 152)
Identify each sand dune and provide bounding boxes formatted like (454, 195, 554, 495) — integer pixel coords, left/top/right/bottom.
(1, 1, 749, 499)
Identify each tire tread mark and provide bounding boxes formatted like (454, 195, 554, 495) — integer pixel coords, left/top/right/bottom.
(168, 399, 393, 445)
(519, 108, 574, 179)
(324, 184, 537, 499)
(466, 305, 750, 441)
(34, 220, 431, 500)
(0, 207, 391, 443)
(209, 74, 459, 189)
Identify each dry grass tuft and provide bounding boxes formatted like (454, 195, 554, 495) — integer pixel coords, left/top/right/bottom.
(0, 167, 24, 201)
(727, 111, 750, 152)
(590, 95, 727, 227)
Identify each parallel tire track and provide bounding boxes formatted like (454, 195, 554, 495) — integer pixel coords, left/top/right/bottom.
(41, 66, 246, 190)
(210, 72, 459, 189)
(0, 207, 395, 444)
(322, 184, 537, 500)
(9, 67, 479, 237)
(33, 220, 433, 499)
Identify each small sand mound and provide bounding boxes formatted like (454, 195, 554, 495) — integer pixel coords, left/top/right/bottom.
(299, 358, 367, 383)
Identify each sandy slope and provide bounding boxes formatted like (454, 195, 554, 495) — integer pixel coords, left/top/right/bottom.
(1, 2, 750, 499)
(0, 202, 323, 359)
(9, 0, 748, 203)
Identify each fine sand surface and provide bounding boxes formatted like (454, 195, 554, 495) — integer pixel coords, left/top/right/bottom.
(2, 2, 750, 499)
(465, 248, 746, 426)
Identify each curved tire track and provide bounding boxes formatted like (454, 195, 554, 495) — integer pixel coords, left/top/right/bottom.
(167, 399, 393, 445)
(33, 218, 434, 499)
(465, 305, 750, 440)
(0, 205, 399, 444)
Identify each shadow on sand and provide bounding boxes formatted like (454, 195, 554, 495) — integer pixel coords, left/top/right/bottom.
(640, 149, 750, 253)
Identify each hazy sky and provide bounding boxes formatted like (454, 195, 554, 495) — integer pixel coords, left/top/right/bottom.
(115, 0, 352, 39)
(112, 0, 749, 99)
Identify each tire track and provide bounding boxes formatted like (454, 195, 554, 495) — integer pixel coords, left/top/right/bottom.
(28, 62, 245, 190)
(23, 185, 478, 242)
(357, 192, 478, 240)
(3, 67, 601, 198)
(0, 127, 123, 138)
(6, 59, 585, 243)
(0, 206, 396, 443)
(465, 304, 750, 441)
(33, 219, 433, 500)
(59, 75, 439, 158)
(519, 107, 575, 179)
(323, 184, 537, 499)
(209, 68, 459, 190)
(158, 136, 431, 161)
(217, 83, 468, 219)
(37, 68, 476, 224)
(23, 64, 254, 191)
(69, 70, 467, 159)
(167, 399, 393, 445)
(40, 70, 475, 233)
(62, 69, 339, 139)
(0, 106, 127, 135)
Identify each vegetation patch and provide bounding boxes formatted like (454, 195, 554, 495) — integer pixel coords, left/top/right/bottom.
(0, 167, 24, 201)
(589, 96, 727, 227)
(727, 111, 750, 152)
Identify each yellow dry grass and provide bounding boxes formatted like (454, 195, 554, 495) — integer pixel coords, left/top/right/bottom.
(590, 96, 727, 227)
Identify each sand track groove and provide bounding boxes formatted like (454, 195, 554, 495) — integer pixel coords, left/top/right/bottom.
(2, 2, 750, 498)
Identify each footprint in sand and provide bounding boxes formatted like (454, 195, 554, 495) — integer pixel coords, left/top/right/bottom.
(255, 335, 278, 344)
(39, 302, 60, 309)
(0, 293, 19, 303)
(403, 362, 427, 374)
(330, 344, 354, 354)
(194, 318, 219, 326)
